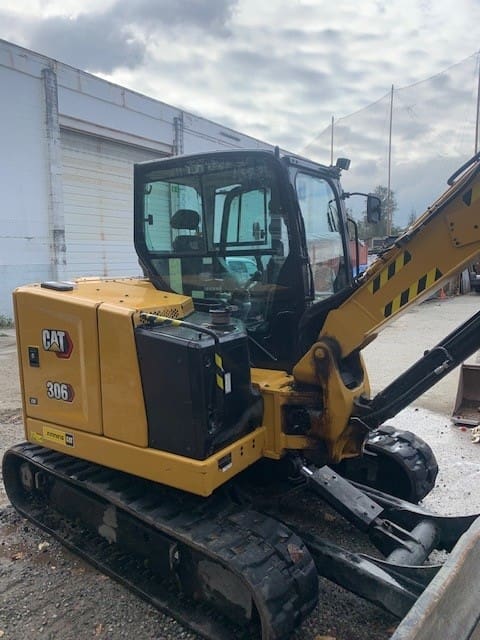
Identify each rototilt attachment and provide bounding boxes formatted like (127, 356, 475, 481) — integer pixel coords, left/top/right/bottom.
(299, 464, 480, 637)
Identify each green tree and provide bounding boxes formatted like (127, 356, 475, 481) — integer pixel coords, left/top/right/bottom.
(357, 185, 398, 240)
(407, 208, 417, 227)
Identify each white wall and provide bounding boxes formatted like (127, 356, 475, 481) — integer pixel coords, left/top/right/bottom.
(0, 62, 51, 318)
(60, 129, 161, 278)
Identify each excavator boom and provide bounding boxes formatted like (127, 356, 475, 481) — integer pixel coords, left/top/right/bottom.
(293, 153, 480, 464)
(296, 152, 480, 372)
(343, 155, 480, 345)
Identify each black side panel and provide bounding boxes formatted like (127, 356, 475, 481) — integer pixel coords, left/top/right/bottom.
(135, 317, 262, 460)
(136, 326, 213, 459)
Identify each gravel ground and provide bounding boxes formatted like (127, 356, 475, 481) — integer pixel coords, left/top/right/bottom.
(1, 293, 480, 639)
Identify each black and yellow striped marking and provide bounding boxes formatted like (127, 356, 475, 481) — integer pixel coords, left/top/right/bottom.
(139, 312, 182, 327)
(369, 251, 412, 294)
(215, 353, 224, 390)
(215, 355, 231, 394)
(384, 267, 443, 317)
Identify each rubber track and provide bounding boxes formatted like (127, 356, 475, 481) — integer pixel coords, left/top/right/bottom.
(3, 443, 318, 640)
(365, 425, 439, 502)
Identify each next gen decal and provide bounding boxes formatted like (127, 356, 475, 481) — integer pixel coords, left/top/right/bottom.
(42, 426, 75, 447)
(42, 329, 74, 358)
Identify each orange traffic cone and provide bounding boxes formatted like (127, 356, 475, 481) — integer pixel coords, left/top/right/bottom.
(439, 287, 447, 300)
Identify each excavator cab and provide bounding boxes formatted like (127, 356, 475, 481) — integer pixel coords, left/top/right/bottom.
(134, 149, 358, 370)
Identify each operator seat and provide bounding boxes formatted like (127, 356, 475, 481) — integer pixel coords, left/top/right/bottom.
(171, 209, 201, 250)
(171, 209, 204, 293)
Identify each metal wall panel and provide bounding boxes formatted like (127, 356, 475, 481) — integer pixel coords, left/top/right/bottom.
(61, 129, 165, 278)
(0, 64, 51, 317)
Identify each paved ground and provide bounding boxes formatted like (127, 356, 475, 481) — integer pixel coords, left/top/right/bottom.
(1, 293, 480, 639)
(362, 294, 480, 517)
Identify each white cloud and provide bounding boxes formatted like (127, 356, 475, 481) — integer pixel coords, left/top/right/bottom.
(1, 0, 479, 226)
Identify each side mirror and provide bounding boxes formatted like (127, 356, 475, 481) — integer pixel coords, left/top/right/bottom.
(367, 194, 381, 224)
(335, 157, 351, 171)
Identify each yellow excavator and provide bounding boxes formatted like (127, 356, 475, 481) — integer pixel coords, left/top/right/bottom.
(4, 148, 480, 639)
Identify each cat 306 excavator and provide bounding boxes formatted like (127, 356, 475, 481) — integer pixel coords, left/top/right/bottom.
(5, 148, 480, 640)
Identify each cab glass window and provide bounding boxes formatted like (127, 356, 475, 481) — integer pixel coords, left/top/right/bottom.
(140, 159, 290, 311)
(296, 172, 347, 298)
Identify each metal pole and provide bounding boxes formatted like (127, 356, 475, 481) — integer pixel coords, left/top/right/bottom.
(42, 66, 67, 281)
(387, 85, 394, 236)
(174, 113, 184, 156)
(475, 52, 480, 154)
(330, 115, 334, 165)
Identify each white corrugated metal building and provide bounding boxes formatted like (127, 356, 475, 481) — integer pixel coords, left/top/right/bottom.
(0, 39, 272, 317)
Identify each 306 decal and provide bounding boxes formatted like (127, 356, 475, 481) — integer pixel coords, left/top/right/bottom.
(46, 381, 74, 402)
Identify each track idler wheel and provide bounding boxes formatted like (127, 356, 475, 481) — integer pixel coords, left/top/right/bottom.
(332, 425, 438, 503)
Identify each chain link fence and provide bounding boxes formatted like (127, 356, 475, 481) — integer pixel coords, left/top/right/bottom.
(302, 53, 480, 230)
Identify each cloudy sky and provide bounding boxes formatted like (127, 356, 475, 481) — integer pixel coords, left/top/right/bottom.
(1, 0, 480, 224)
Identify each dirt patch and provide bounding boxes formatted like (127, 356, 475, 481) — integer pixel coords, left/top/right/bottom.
(0, 508, 193, 640)
(0, 329, 20, 413)
(0, 412, 23, 509)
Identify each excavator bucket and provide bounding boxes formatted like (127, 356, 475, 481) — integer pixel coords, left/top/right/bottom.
(453, 362, 480, 424)
(392, 515, 480, 639)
